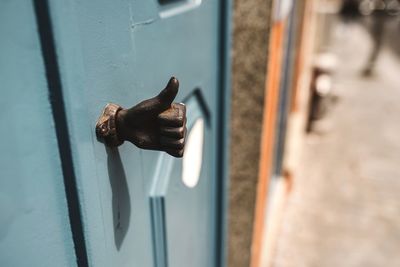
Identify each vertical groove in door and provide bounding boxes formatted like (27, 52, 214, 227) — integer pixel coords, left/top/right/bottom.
(32, 1, 89, 266)
(216, 1, 232, 267)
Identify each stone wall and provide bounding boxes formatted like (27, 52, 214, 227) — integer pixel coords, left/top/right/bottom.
(228, 1, 274, 266)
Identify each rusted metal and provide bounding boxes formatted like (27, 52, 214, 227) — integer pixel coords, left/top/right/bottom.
(96, 77, 187, 157)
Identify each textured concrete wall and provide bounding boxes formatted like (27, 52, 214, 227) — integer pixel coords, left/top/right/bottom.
(228, 1, 274, 267)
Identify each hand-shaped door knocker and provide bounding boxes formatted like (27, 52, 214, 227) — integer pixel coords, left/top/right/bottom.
(96, 77, 187, 157)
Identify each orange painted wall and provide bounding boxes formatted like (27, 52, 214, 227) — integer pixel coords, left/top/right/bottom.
(250, 19, 287, 267)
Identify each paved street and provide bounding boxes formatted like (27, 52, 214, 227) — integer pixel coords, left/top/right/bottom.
(272, 20, 400, 267)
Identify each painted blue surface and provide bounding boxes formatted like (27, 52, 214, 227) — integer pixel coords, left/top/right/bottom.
(150, 93, 212, 267)
(44, 0, 231, 266)
(0, 1, 76, 266)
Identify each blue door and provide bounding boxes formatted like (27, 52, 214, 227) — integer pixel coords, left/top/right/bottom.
(0, 1, 76, 266)
(20, 1, 231, 266)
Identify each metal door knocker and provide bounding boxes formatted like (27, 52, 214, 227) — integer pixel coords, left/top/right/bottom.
(96, 77, 187, 157)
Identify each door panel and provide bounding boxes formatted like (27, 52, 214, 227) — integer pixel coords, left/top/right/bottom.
(46, 0, 227, 266)
(150, 92, 212, 267)
(0, 1, 76, 266)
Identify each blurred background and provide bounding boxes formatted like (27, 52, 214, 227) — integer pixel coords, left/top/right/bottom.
(228, 0, 400, 267)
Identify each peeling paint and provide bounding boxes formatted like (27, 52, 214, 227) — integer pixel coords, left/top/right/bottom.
(131, 18, 157, 29)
